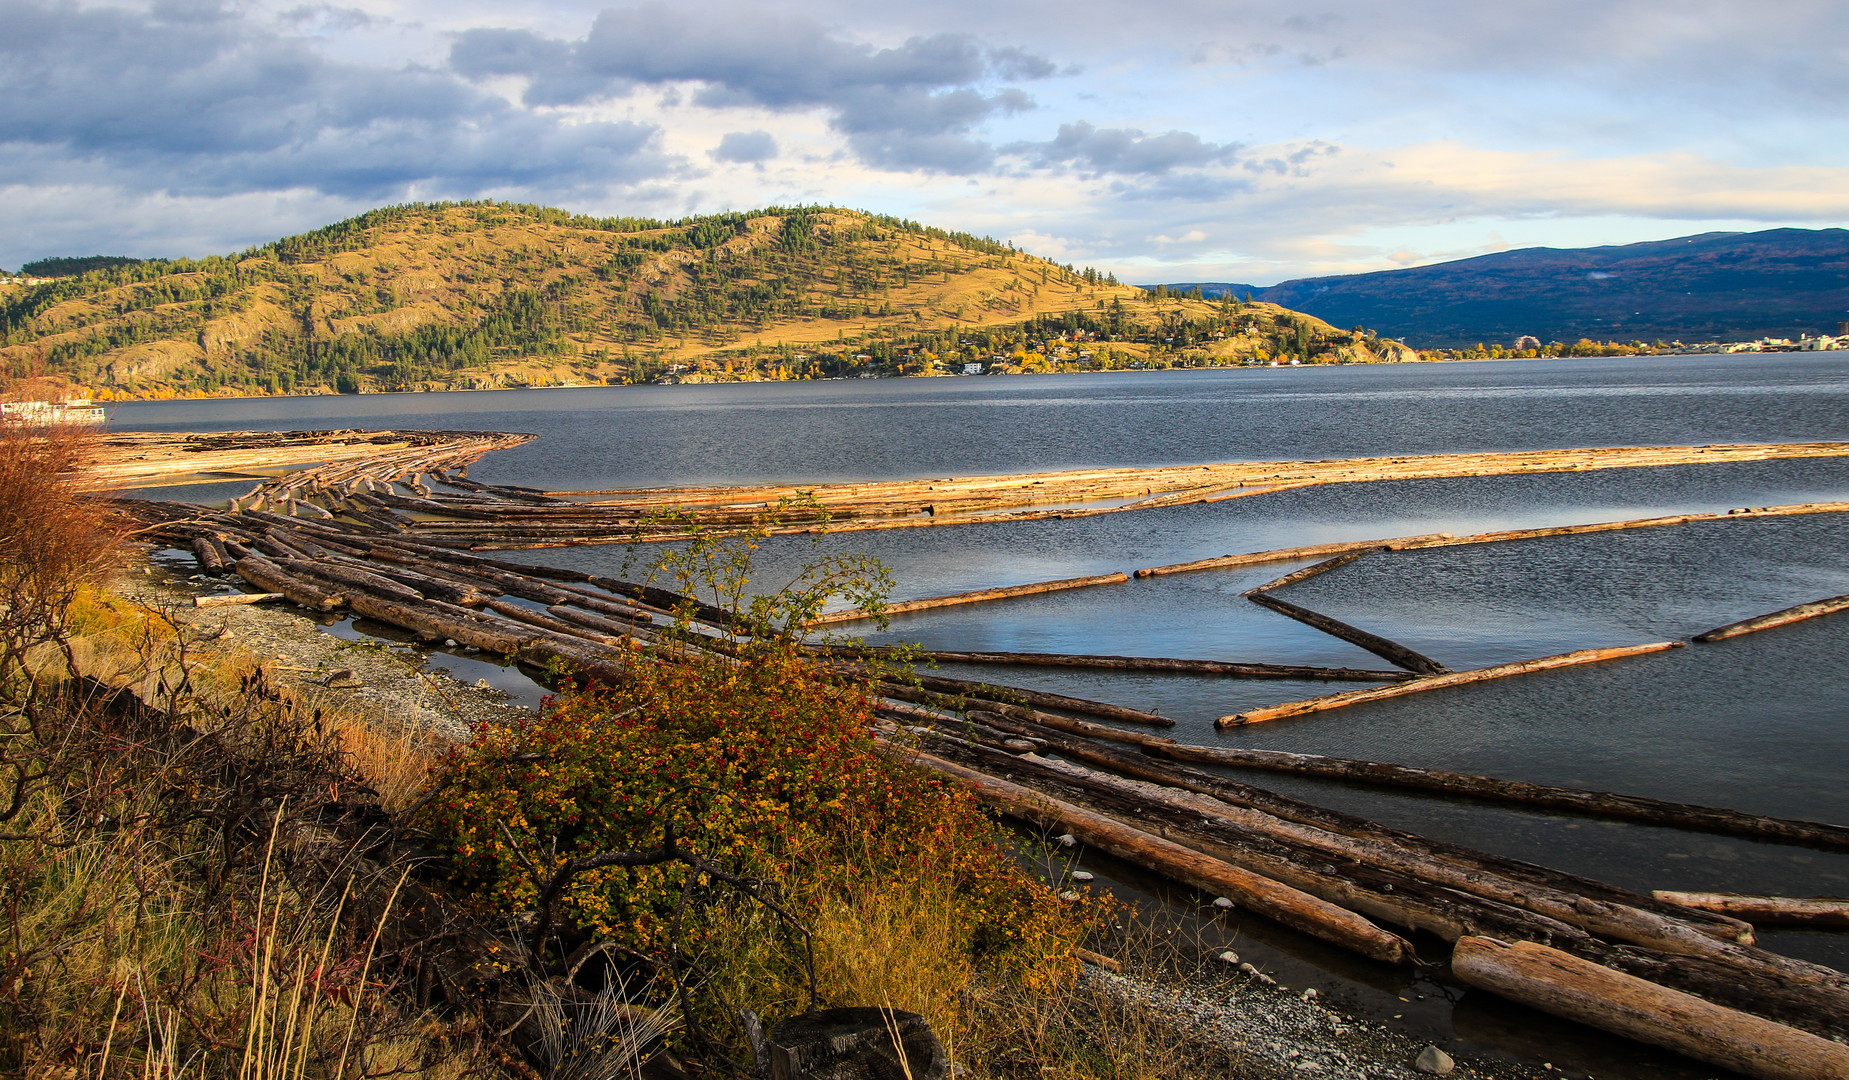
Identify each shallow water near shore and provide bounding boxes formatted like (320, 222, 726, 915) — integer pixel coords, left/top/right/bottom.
(118, 354, 1849, 1078)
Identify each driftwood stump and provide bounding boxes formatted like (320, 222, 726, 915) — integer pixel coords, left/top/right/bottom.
(769, 1008, 947, 1080)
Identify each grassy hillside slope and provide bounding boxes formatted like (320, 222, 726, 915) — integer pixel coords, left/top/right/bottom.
(0, 203, 1409, 397)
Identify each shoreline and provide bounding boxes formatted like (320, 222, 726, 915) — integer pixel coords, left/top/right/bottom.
(76, 349, 1756, 405)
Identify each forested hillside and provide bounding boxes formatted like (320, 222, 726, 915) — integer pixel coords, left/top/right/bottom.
(0, 203, 1408, 397)
(1162, 228, 1849, 347)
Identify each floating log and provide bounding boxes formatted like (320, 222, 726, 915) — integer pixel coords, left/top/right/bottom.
(1451, 937, 1849, 1080)
(801, 644, 1409, 682)
(482, 599, 625, 647)
(809, 572, 1130, 625)
(891, 670, 1176, 728)
(1145, 739, 1849, 850)
(1217, 641, 1680, 727)
(1243, 548, 1383, 595)
(875, 682, 1171, 743)
(194, 591, 283, 608)
(1135, 534, 1455, 579)
(1245, 591, 1450, 675)
(894, 746, 1410, 964)
(1652, 892, 1849, 929)
(1135, 502, 1849, 580)
(1693, 594, 1849, 642)
(545, 605, 652, 635)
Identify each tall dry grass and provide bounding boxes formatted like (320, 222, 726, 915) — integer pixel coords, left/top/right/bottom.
(0, 411, 473, 1080)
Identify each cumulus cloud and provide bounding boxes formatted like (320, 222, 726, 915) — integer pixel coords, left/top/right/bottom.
(448, 3, 1058, 173)
(712, 130, 778, 163)
(1005, 122, 1240, 176)
(0, 0, 673, 201)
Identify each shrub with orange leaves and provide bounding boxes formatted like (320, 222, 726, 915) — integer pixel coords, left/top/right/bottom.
(414, 640, 1083, 990)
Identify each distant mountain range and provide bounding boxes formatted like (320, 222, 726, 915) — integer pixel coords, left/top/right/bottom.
(1158, 228, 1849, 347)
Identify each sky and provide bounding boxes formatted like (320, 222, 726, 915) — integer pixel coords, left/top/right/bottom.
(4, 0, 1847, 283)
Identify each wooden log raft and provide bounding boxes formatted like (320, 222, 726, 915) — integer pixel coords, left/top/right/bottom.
(1694, 593, 1849, 642)
(973, 720, 1757, 943)
(918, 734, 1849, 1040)
(809, 572, 1130, 625)
(1216, 641, 1681, 727)
(1145, 739, 1849, 850)
(892, 746, 1411, 965)
(1244, 591, 1450, 675)
(1652, 892, 1849, 929)
(1451, 937, 1849, 1080)
(802, 644, 1409, 682)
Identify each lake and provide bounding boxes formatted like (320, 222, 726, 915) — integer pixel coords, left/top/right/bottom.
(118, 354, 1849, 1076)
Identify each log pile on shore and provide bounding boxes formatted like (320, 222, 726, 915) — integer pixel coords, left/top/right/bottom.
(114, 429, 1849, 1078)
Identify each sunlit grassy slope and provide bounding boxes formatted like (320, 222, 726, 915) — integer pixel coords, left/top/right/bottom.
(0, 203, 1411, 397)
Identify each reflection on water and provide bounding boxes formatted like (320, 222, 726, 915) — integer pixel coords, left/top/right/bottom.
(123, 355, 1849, 1079)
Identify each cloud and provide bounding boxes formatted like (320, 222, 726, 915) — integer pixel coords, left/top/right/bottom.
(449, 3, 1058, 173)
(0, 0, 673, 201)
(712, 130, 777, 163)
(1005, 121, 1240, 176)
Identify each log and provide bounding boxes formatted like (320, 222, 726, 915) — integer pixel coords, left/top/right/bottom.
(1145, 740, 1849, 850)
(194, 591, 283, 608)
(1217, 641, 1681, 727)
(894, 746, 1410, 964)
(482, 599, 625, 646)
(1652, 892, 1849, 929)
(1245, 591, 1449, 675)
(894, 671, 1176, 728)
(545, 605, 654, 637)
(321, 556, 490, 607)
(1244, 548, 1383, 595)
(346, 594, 527, 655)
(1694, 594, 1849, 642)
(873, 682, 1164, 747)
(276, 557, 426, 606)
(587, 576, 752, 634)
(809, 572, 1131, 625)
(1134, 534, 1455, 578)
(191, 537, 226, 575)
(232, 556, 344, 612)
(801, 644, 1409, 682)
(1451, 937, 1849, 1080)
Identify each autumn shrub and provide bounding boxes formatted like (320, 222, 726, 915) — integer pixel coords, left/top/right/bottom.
(413, 639, 1086, 1017)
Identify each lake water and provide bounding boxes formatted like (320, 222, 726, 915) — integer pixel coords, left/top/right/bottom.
(117, 354, 1849, 1077)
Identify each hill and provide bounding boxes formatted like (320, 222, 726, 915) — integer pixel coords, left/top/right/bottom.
(1156, 229, 1849, 347)
(0, 203, 1411, 398)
